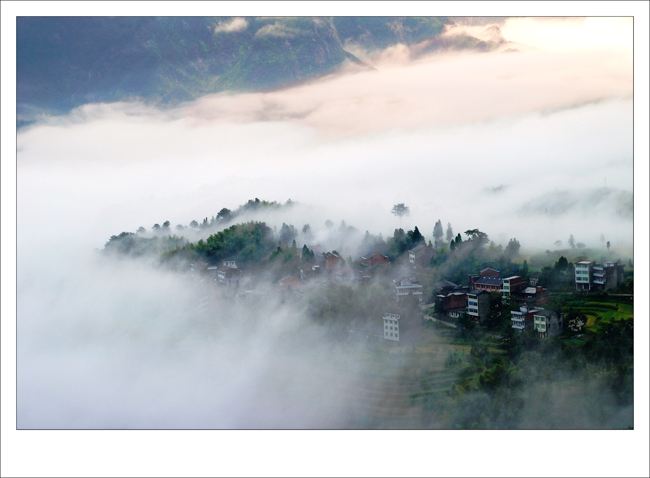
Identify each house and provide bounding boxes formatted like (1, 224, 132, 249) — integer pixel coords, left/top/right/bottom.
(529, 272, 542, 286)
(359, 252, 390, 269)
(333, 265, 354, 285)
(502, 276, 526, 296)
(207, 265, 219, 280)
(473, 276, 503, 293)
(279, 275, 303, 292)
(393, 277, 423, 302)
(511, 305, 541, 332)
(297, 263, 322, 282)
(323, 251, 345, 272)
(223, 260, 237, 269)
(466, 289, 490, 323)
(598, 261, 626, 290)
(435, 291, 467, 318)
(382, 313, 401, 342)
(408, 243, 434, 268)
(217, 266, 242, 287)
(533, 309, 564, 337)
(468, 268, 501, 289)
(513, 285, 551, 307)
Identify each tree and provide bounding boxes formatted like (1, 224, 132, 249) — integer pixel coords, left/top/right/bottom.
(408, 226, 424, 245)
(279, 223, 297, 246)
(554, 240, 562, 249)
(555, 256, 569, 272)
(433, 220, 444, 246)
(301, 244, 315, 263)
(600, 234, 605, 243)
(217, 208, 232, 221)
(391, 203, 410, 226)
(137, 226, 146, 234)
(325, 219, 334, 229)
(162, 221, 170, 229)
(446, 223, 454, 242)
(568, 235, 576, 249)
(576, 242, 586, 249)
(607, 241, 611, 251)
(152, 223, 160, 230)
(464, 229, 489, 248)
(175, 224, 184, 231)
(485, 292, 510, 331)
(504, 238, 521, 259)
(566, 309, 587, 334)
(190, 220, 199, 228)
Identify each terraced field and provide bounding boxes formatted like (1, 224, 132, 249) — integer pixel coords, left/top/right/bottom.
(564, 300, 634, 331)
(335, 326, 491, 428)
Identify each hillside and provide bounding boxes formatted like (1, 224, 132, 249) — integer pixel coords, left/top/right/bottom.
(17, 16, 447, 120)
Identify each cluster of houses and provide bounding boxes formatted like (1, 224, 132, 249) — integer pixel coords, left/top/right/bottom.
(193, 244, 625, 342)
(433, 267, 560, 337)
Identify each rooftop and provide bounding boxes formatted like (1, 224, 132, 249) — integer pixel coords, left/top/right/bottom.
(534, 309, 555, 318)
(474, 277, 503, 286)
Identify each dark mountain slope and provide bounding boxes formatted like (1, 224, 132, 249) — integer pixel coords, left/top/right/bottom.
(17, 17, 448, 118)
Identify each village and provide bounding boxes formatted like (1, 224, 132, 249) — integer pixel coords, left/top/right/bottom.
(187, 236, 629, 344)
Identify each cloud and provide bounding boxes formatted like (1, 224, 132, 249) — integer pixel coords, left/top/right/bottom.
(255, 21, 298, 38)
(185, 44, 631, 135)
(213, 17, 248, 34)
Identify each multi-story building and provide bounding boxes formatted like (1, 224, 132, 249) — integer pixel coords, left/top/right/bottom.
(502, 276, 526, 296)
(393, 277, 423, 302)
(511, 305, 541, 332)
(408, 243, 434, 268)
(382, 313, 401, 342)
(575, 261, 593, 291)
(466, 289, 490, 323)
(575, 260, 625, 291)
(533, 309, 564, 337)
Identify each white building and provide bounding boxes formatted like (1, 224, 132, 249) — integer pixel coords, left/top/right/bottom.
(393, 277, 423, 302)
(575, 261, 593, 291)
(383, 313, 401, 341)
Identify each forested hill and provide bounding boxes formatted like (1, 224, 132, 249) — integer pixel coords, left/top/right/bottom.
(17, 17, 447, 118)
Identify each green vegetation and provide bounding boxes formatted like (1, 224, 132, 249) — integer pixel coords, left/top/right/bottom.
(191, 221, 274, 265)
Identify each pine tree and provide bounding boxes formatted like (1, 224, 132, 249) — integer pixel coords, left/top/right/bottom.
(446, 222, 454, 242)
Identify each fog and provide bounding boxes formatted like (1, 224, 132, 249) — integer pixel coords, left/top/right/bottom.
(16, 17, 635, 431)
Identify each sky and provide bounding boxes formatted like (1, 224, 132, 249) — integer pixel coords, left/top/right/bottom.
(3, 4, 650, 478)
